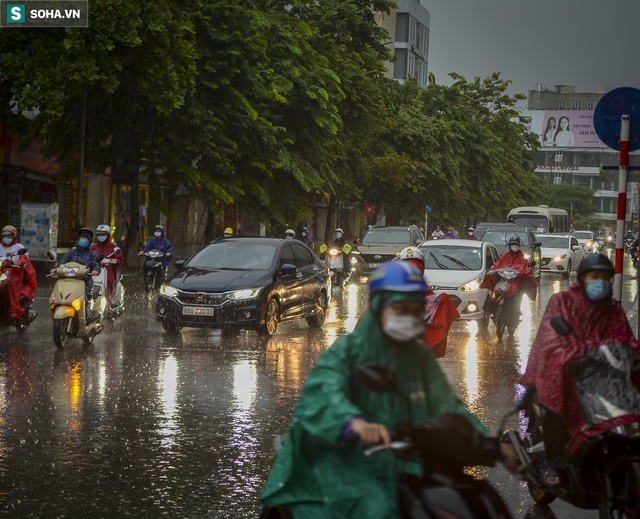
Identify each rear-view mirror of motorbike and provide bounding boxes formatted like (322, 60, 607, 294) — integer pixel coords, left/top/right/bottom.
(113, 247, 121, 254)
(46, 251, 56, 261)
(16, 248, 27, 256)
(280, 264, 297, 276)
(358, 364, 397, 393)
(550, 315, 573, 336)
(96, 254, 105, 263)
(174, 260, 186, 269)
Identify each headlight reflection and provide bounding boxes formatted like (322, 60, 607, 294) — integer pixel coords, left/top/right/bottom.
(463, 321, 479, 405)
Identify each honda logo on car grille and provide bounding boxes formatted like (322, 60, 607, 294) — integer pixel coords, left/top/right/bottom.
(195, 292, 205, 302)
(373, 255, 382, 260)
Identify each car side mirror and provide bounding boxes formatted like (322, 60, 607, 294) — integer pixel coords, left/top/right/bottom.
(358, 364, 397, 393)
(16, 248, 27, 255)
(528, 260, 536, 268)
(174, 260, 186, 269)
(572, 245, 580, 251)
(46, 251, 56, 261)
(280, 263, 297, 276)
(534, 242, 542, 248)
(550, 315, 573, 336)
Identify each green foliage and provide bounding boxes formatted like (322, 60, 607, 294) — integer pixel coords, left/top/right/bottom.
(549, 183, 599, 217)
(572, 215, 603, 231)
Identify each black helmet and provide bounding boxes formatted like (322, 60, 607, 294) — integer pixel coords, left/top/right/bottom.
(77, 227, 94, 241)
(508, 235, 521, 246)
(577, 253, 614, 277)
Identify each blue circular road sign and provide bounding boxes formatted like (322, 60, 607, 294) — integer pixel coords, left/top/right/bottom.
(594, 87, 640, 151)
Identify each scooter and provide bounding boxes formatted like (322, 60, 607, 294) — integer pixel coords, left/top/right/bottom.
(93, 248, 125, 319)
(508, 315, 640, 517)
(48, 256, 104, 347)
(626, 236, 634, 255)
(324, 247, 350, 287)
(261, 364, 518, 519)
(483, 267, 522, 340)
(0, 248, 37, 332)
(141, 247, 170, 299)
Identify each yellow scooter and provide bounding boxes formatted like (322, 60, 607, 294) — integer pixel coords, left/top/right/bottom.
(49, 258, 104, 347)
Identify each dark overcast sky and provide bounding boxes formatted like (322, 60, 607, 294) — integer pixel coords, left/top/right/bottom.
(425, 0, 640, 96)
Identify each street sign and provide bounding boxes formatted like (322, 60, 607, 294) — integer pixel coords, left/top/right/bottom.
(593, 87, 640, 151)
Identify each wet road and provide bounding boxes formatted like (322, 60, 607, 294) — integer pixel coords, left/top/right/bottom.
(0, 257, 637, 518)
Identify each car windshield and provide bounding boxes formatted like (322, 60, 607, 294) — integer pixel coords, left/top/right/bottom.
(509, 215, 548, 233)
(187, 241, 277, 270)
(573, 232, 592, 240)
(538, 236, 570, 248)
(420, 246, 483, 271)
(361, 229, 411, 244)
(482, 231, 530, 247)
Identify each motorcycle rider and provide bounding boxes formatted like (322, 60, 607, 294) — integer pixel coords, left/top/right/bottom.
(260, 262, 517, 518)
(91, 224, 124, 307)
(464, 227, 478, 240)
(51, 227, 101, 322)
(431, 226, 444, 239)
(299, 226, 314, 250)
(520, 253, 640, 487)
(0, 225, 37, 325)
(139, 225, 173, 283)
(223, 227, 233, 238)
(443, 226, 456, 239)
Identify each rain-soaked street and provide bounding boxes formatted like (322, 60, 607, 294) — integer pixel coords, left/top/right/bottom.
(0, 254, 637, 519)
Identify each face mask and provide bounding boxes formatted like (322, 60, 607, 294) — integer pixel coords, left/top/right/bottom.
(154, 232, 162, 238)
(468, 232, 474, 236)
(335, 233, 342, 239)
(301, 232, 307, 237)
(382, 315, 425, 343)
(2, 237, 12, 245)
(586, 279, 611, 301)
(97, 235, 108, 243)
(78, 238, 90, 248)
(510, 245, 520, 253)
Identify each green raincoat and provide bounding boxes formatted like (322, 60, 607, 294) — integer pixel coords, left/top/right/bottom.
(260, 299, 487, 519)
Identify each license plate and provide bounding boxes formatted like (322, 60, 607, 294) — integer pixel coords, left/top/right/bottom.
(541, 260, 548, 266)
(369, 263, 383, 268)
(183, 306, 214, 316)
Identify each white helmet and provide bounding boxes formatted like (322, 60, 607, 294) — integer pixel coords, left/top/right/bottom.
(96, 224, 111, 235)
(398, 246, 425, 268)
(285, 228, 295, 238)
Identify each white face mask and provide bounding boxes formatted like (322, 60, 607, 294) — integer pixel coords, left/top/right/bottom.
(510, 245, 520, 253)
(382, 315, 425, 343)
(154, 232, 162, 238)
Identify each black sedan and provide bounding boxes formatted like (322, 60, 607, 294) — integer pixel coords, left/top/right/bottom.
(155, 238, 331, 336)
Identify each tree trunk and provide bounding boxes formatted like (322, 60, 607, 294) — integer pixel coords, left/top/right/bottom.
(204, 207, 216, 243)
(324, 196, 336, 245)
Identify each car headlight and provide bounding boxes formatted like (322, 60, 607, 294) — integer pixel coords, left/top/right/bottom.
(586, 241, 592, 247)
(553, 254, 567, 262)
(523, 253, 531, 260)
(230, 288, 262, 300)
(160, 285, 178, 297)
(460, 280, 481, 292)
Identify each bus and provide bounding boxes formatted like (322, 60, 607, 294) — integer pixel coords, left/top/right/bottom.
(506, 205, 570, 234)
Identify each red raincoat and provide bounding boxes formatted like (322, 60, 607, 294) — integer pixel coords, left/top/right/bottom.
(1, 243, 37, 321)
(424, 292, 460, 358)
(480, 250, 537, 300)
(521, 282, 640, 453)
(91, 240, 124, 305)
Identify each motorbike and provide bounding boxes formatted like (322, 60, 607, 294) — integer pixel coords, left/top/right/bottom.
(141, 247, 171, 299)
(626, 236, 634, 255)
(48, 255, 104, 347)
(324, 247, 351, 287)
(260, 364, 518, 519)
(0, 247, 37, 332)
(632, 246, 639, 270)
(93, 247, 125, 319)
(483, 267, 523, 340)
(507, 315, 640, 518)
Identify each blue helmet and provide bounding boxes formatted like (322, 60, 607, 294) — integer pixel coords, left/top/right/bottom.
(368, 262, 428, 296)
(302, 226, 309, 232)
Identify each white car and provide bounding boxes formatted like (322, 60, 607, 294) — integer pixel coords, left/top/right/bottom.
(572, 230, 596, 253)
(538, 234, 584, 277)
(418, 240, 501, 327)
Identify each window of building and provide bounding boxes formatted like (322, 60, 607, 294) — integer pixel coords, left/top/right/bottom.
(559, 102, 565, 109)
(587, 101, 595, 109)
(395, 13, 409, 42)
(393, 49, 407, 79)
(572, 101, 581, 109)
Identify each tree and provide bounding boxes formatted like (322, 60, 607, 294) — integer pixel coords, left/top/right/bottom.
(549, 183, 599, 219)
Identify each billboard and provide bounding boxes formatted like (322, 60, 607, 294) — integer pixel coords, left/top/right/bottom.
(522, 110, 604, 147)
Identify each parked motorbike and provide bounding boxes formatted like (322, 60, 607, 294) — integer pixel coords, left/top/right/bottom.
(48, 256, 104, 347)
(507, 315, 640, 518)
(94, 247, 125, 319)
(325, 247, 351, 287)
(260, 364, 518, 519)
(141, 247, 170, 299)
(0, 248, 36, 331)
(483, 267, 522, 340)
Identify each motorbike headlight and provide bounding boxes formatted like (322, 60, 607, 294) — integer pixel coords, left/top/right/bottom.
(553, 254, 567, 262)
(63, 266, 79, 277)
(230, 288, 262, 300)
(523, 253, 531, 260)
(351, 257, 358, 265)
(161, 285, 178, 297)
(460, 280, 481, 292)
(0, 273, 7, 282)
(329, 249, 339, 256)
